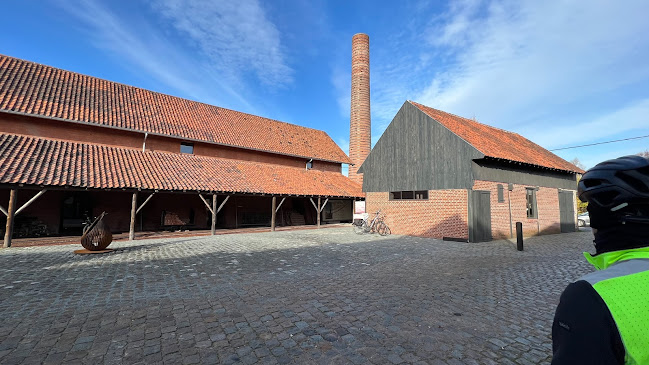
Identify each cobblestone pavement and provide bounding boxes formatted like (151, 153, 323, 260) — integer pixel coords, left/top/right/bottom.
(0, 228, 595, 364)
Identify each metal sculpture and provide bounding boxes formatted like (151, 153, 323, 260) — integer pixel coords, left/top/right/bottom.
(80, 212, 112, 251)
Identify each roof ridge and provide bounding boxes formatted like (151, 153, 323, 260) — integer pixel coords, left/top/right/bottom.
(0, 54, 332, 138)
(406, 100, 582, 173)
(408, 100, 517, 135)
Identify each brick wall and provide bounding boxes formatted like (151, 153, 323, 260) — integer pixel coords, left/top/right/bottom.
(0, 113, 342, 172)
(365, 190, 468, 239)
(473, 180, 564, 239)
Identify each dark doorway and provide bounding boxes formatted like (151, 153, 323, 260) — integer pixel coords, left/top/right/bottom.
(558, 190, 576, 233)
(60, 192, 93, 234)
(470, 190, 492, 242)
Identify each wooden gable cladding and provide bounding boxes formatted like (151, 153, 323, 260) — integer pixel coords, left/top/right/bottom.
(359, 102, 483, 192)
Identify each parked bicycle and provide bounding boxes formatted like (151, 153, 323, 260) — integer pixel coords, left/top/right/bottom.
(353, 210, 391, 236)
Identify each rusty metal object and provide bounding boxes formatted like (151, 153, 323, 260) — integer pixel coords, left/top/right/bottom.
(80, 212, 112, 251)
(74, 248, 113, 254)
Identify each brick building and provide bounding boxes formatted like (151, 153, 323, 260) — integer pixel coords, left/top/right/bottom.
(358, 101, 583, 242)
(0, 54, 362, 246)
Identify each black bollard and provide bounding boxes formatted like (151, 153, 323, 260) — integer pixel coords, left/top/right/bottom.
(516, 222, 524, 251)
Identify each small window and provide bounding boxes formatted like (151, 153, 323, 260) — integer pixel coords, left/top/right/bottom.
(180, 142, 194, 154)
(306, 160, 313, 170)
(526, 188, 537, 218)
(389, 190, 428, 200)
(497, 184, 504, 203)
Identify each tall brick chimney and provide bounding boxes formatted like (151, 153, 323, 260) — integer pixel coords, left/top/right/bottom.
(349, 33, 371, 186)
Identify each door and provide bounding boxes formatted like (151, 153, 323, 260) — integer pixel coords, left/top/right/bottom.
(60, 192, 93, 233)
(470, 190, 492, 242)
(558, 190, 576, 233)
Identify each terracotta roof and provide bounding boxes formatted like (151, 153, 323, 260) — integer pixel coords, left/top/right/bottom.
(409, 101, 583, 173)
(0, 133, 363, 197)
(0, 54, 351, 164)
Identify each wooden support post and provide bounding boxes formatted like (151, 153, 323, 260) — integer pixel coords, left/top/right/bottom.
(317, 196, 321, 228)
(3, 189, 18, 248)
(217, 195, 230, 213)
(276, 197, 286, 212)
(129, 192, 137, 241)
(271, 196, 277, 232)
(198, 194, 214, 215)
(15, 189, 47, 216)
(136, 192, 155, 214)
(211, 194, 217, 235)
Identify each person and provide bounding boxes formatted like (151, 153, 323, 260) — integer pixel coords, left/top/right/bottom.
(552, 155, 649, 364)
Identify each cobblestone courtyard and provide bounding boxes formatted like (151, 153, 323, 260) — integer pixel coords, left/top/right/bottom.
(0, 228, 595, 364)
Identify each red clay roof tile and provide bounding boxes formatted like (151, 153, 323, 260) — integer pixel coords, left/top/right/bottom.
(410, 101, 583, 173)
(0, 133, 363, 197)
(0, 54, 351, 164)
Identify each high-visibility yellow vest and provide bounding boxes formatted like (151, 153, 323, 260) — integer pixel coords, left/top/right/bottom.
(582, 247, 649, 365)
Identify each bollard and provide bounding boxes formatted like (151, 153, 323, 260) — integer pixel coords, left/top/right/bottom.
(516, 222, 524, 251)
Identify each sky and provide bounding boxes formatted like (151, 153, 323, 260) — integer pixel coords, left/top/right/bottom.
(1, 0, 648, 171)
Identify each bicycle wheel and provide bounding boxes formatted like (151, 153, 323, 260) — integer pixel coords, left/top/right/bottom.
(377, 222, 391, 236)
(362, 220, 372, 233)
(353, 221, 367, 234)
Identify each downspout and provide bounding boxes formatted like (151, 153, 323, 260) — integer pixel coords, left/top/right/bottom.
(142, 132, 148, 152)
(508, 185, 513, 238)
(536, 186, 540, 234)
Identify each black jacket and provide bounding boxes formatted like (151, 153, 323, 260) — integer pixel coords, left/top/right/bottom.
(551, 280, 625, 364)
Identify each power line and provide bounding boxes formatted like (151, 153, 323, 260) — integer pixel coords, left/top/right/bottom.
(550, 134, 649, 151)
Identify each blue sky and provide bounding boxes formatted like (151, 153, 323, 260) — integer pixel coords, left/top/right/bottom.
(1, 0, 648, 170)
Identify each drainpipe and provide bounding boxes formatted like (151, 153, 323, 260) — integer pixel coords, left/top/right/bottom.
(508, 184, 513, 238)
(536, 186, 540, 234)
(142, 132, 148, 152)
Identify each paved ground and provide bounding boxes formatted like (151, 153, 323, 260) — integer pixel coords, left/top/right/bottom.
(0, 228, 595, 364)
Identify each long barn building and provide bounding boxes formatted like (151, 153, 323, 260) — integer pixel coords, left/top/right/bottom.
(357, 101, 583, 242)
(0, 54, 363, 246)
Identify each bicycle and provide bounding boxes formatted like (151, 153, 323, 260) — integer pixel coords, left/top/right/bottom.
(353, 210, 391, 236)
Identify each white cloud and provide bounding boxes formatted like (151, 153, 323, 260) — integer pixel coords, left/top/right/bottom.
(418, 1, 649, 121)
(151, 0, 292, 87)
(337, 137, 350, 156)
(519, 98, 649, 149)
(363, 0, 649, 160)
(331, 65, 350, 119)
(55, 0, 292, 113)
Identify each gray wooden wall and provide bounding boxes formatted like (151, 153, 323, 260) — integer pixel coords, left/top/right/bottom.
(359, 102, 483, 192)
(359, 101, 579, 192)
(472, 159, 577, 190)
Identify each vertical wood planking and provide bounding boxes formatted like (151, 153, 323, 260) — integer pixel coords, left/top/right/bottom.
(361, 102, 482, 192)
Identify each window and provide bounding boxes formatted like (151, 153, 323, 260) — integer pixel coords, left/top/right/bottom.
(306, 160, 313, 170)
(526, 188, 537, 218)
(402, 191, 414, 199)
(390, 190, 428, 200)
(180, 142, 194, 154)
(497, 184, 504, 203)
